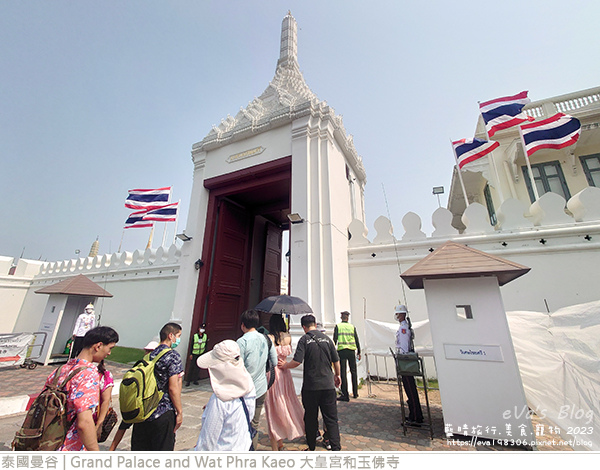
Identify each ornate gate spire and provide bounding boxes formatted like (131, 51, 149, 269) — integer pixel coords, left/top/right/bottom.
(277, 11, 299, 71)
(195, 11, 366, 183)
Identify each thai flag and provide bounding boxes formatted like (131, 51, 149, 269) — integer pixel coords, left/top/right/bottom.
(479, 91, 534, 138)
(124, 211, 154, 229)
(142, 202, 179, 222)
(519, 113, 581, 157)
(125, 187, 171, 210)
(452, 138, 500, 169)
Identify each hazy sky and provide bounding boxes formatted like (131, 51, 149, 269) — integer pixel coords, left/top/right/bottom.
(1, 1, 599, 263)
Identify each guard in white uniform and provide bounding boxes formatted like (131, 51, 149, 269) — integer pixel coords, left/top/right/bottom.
(394, 305, 423, 425)
(71, 303, 96, 357)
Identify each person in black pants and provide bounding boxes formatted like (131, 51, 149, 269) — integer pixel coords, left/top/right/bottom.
(394, 305, 423, 425)
(333, 311, 361, 401)
(278, 314, 342, 451)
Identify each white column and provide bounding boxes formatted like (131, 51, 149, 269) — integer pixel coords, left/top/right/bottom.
(290, 116, 312, 322)
(290, 114, 353, 327)
(170, 152, 209, 355)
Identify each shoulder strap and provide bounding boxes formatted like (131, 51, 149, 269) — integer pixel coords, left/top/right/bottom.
(260, 332, 274, 362)
(263, 332, 273, 351)
(50, 364, 66, 388)
(145, 347, 171, 364)
(59, 366, 88, 390)
(307, 331, 332, 363)
(239, 397, 253, 435)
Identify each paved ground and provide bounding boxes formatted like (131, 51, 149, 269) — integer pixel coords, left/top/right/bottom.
(0, 362, 573, 452)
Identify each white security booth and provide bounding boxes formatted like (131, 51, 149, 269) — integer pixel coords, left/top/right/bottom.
(401, 241, 535, 444)
(35, 274, 112, 365)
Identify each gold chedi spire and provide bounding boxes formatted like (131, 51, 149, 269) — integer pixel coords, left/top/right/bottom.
(88, 237, 99, 257)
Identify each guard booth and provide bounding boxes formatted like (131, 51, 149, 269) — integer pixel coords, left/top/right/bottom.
(401, 241, 535, 445)
(35, 274, 112, 365)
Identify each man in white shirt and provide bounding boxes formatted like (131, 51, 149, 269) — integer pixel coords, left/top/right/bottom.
(394, 305, 423, 425)
(71, 304, 96, 357)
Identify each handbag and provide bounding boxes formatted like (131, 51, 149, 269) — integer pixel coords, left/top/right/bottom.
(98, 407, 118, 443)
(240, 397, 257, 451)
(391, 349, 422, 376)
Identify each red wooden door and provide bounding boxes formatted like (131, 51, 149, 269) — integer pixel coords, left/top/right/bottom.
(259, 221, 282, 328)
(204, 198, 252, 345)
(261, 221, 282, 299)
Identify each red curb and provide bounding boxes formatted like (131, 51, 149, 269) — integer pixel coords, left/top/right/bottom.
(26, 393, 39, 411)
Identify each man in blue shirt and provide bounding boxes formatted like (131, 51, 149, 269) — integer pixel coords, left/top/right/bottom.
(237, 309, 277, 450)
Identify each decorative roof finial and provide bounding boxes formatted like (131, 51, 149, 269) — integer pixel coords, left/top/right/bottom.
(278, 11, 298, 70)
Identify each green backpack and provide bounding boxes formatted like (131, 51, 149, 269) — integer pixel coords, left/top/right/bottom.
(12, 365, 86, 451)
(119, 348, 171, 423)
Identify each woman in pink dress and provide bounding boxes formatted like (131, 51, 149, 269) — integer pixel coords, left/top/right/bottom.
(264, 314, 305, 451)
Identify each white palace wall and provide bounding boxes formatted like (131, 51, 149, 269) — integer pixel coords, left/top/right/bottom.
(10, 245, 181, 349)
(347, 188, 600, 350)
(5, 187, 600, 357)
(0, 257, 44, 332)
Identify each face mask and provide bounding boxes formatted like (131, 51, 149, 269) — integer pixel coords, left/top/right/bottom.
(171, 338, 180, 349)
(199, 329, 205, 334)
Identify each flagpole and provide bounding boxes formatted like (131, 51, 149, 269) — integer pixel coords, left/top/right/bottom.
(118, 229, 125, 253)
(518, 125, 540, 201)
(161, 186, 173, 247)
(161, 223, 167, 247)
(479, 105, 506, 204)
(172, 199, 181, 245)
(456, 165, 470, 207)
(450, 139, 470, 208)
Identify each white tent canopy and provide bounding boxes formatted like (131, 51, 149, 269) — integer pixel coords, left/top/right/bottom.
(507, 301, 600, 451)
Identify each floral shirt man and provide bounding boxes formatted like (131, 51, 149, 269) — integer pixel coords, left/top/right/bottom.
(45, 358, 100, 451)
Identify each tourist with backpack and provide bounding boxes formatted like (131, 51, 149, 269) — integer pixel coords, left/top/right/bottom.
(109, 339, 159, 451)
(13, 326, 119, 451)
(128, 322, 184, 451)
(236, 309, 277, 450)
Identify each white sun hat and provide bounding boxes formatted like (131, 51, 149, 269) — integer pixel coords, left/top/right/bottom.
(197, 340, 254, 401)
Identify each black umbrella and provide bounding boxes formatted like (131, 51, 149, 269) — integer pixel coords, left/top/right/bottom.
(255, 295, 313, 316)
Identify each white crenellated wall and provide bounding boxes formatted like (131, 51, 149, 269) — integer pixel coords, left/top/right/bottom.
(5, 186, 600, 357)
(347, 188, 600, 355)
(0, 257, 44, 332)
(10, 245, 181, 350)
